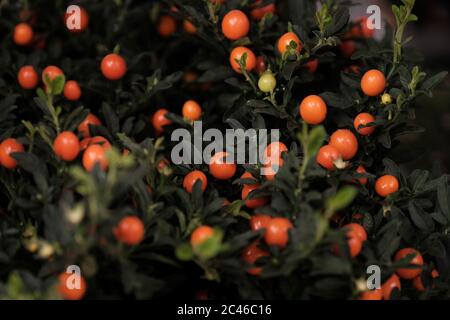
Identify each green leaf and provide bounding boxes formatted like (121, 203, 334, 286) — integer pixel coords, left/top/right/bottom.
(175, 243, 193, 261)
(408, 201, 434, 232)
(51, 75, 66, 95)
(307, 125, 326, 157)
(320, 92, 354, 109)
(421, 71, 448, 91)
(437, 177, 450, 220)
(193, 229, 223, 260)
(325, 187, 358, 217)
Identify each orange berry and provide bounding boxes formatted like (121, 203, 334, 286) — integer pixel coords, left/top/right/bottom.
(0, 138, 25, 169)
(375, 175, 399, 197)
(57, 272, 87, 300)
(82, 145, 108, 171)
(64, 80, 82, 101)
(354, 113, 376, 136)
(356, 165, 368, 185)
(114, 216, 145, 245)
(242, 241, 269, 276)
(183, 20, 197, 34)
(209, 152, 236, 180)
(78, 113, 102, 138)
(361, 69, 386, 97)
(17, 65, 39, 90)
(394, 248, 424, 279)
(13, 23, 34, 46)
(299, 95, 327, 125)
(264, 217, 293, 248)
(381, 274, 401, 300)
(221, 10, 250, 40)
(277, 32, 302, 55)
(152, 109, 172, 134)
(101, 54, 127, 80)
(229, 46, 256, 74)
(191, 225, 214, 247)
(182, 100, 202, 121)
(53, 131, 80, 161)
(329, 129, 359, 160)
(42, 66, 64, 83)
(183, 170, 207, 193)
(158, 15, 177, 37)
(359, 288, 383, 300)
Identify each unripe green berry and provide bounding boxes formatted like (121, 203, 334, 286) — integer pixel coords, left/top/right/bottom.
(381, 93, 392, 105)
(258, 71, 276, 93)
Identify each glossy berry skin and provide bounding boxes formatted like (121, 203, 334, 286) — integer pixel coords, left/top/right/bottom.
(255, 56, 267, 75)
(114, 216, 145, 245)
(183, 170, 207, 193)
(18, 66, 39, 90)
(182, 100, 202, 121)
(250, 215, 272, 232)
(221, 10, 250, 40)
(263, 142, 286, 179)
(277, 32, 302, 55)
(241, 178, 267, 209)
(78, 113, 102, 138)
(152, 109, 172, 134)
(53, 132, 80, 161)
(80, 138, 91, 151)
(339, 40, 356, 58)
(242, 242, 269, 276)
(375, 175, 399, 197)
(191, 225, 214, 247)
(229, 46, 256, 74)
(264, 142, 288, 161)
(316, 145, 341, 170)
(88, 136, 112, 150)
(82, 145, 108, 171)
(250, 0, 275, 20)
(381, 274, 401, 300)
(57, 272, 87, 300)
(64, 7, 89, 33)
(344, 223, 367, 241)
(351, 17, 374, 39)
(394, 248, 424, 279)
(42, 66, 64, 83)
(361, 69, 386, 97)
(305, 59, 319, 73)
(101, 54, 127, 80)
(299, 95, 327, 125)
(183, 20, 197, 34)
(356, 165, 368, 185)
(329, 129, 359, 160)
(413, 269, 439, 292)
(13, 23, 34, 46)
(345, 228, 363, 257)
(354, 113, 376, 136)
(158, 15, 177, 37)
(209, 152, 236, 180)
(0, 138, 25, 169)
(64, 80, 82, 101)
(263, 156, 284, 181)
(264, 217, 293, 248)
(359, 288, 382, 300)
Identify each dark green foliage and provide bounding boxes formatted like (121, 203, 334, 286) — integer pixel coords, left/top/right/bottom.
(0, 0, 449, 300)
